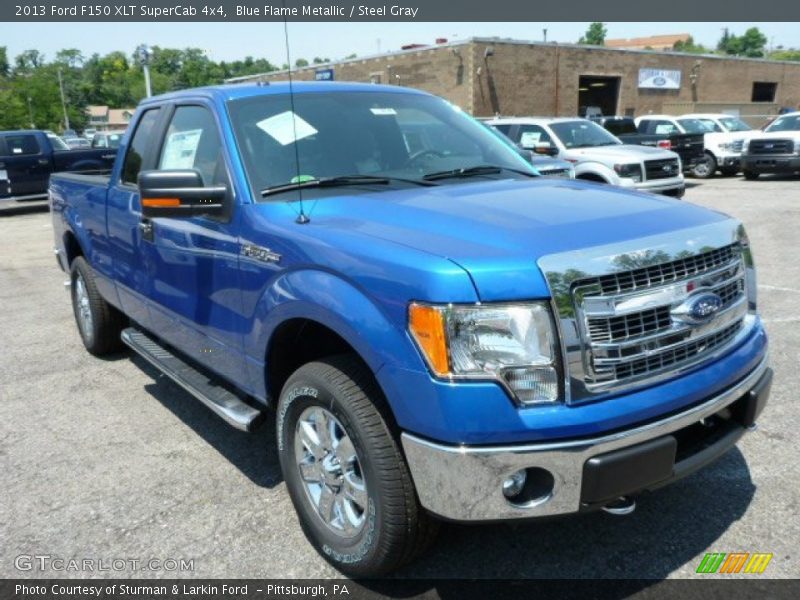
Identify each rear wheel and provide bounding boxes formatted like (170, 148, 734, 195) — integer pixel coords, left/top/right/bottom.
(743, 170, 760, 180)
(70, 257, 126, 355)
(691, 153, 717, 179)
(276, 355, 439, 576)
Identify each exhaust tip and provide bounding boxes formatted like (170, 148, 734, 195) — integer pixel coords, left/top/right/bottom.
(601, 496, 636, 515)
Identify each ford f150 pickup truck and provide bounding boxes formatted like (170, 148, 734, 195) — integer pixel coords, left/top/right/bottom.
(1, 129, 117, 211)
(740, 111, 800, 179)
(635, 115, 748, 179)
(593, 116, 705, 174)
(488, 116, 686, 196)
(50, 82, 771, 576)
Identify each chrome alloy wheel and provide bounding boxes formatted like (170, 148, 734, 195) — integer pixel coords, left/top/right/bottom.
(74, 274, 94, 341)
(294, 406, 368, 537)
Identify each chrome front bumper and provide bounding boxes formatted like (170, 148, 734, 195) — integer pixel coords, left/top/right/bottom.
(401, 356, 770, 522)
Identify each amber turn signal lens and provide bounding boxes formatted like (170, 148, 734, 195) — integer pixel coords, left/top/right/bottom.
(408, 303, 449, 376)
(142, 197, 181, 207)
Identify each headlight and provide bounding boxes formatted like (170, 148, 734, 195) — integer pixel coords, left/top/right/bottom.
(408, 302, 561, 404)
(718, 142, 733, 151)
(613, 163, 643, 183)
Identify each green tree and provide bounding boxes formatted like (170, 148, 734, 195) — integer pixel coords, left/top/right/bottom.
(578, 22, 607, 46)
(312, 57, 330, 64)
(294, 58, 309, 68)
(718, 27, 767, 58)
(0, 46, 9, 77)
(769, 48, 800, 61)
(672, 36, 710, 54)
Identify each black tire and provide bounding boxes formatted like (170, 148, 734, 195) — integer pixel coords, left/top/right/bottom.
(691, 153, 717, 179)
(70, 256, 126, 355)
(276, 355, 439, 576)
(743, 170, 760, 180)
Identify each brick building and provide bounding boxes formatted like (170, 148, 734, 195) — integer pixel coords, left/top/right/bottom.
(227, 37, 800, 125)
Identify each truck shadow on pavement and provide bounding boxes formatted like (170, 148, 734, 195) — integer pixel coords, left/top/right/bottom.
(133, 355, 283, 489)
(131, 355, 756, 585)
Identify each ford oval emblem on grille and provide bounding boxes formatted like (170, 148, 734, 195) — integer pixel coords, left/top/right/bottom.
(671, 291, 724, 325)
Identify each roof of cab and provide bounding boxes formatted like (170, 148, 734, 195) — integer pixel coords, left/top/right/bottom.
(139, 81, 430, 107)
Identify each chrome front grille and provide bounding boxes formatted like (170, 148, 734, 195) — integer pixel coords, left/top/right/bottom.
(572, 243, 748, 391)
(585, 244, 738, 296)
(644, 158, 680, 180)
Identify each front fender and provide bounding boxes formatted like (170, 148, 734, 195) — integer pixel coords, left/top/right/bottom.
(573, 162, 617, 183)
(245, 268, 427, 397)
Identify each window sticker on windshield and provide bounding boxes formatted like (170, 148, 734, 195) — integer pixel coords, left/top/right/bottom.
(520, 131, 541, 146)
(160, 129, 202, 169)
(257, 111, 318, 146)
(370, 108, 397, 116)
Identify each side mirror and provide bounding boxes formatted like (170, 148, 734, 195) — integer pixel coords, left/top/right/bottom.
(138, 169, 226, 219)
(534, 141, 557, 156)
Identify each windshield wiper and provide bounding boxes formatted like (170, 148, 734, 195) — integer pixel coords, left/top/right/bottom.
(261, 174, 436, 197)
(422, 164, 536, 181)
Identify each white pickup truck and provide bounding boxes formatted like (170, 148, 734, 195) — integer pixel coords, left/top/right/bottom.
(635, 114, 750, 179)
(488, 117, 685, 197)
(740, 111, 800, 179)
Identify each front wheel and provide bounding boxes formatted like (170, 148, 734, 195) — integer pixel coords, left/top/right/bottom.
(691, 153, 717, 179)
(276, 355, 438, 576)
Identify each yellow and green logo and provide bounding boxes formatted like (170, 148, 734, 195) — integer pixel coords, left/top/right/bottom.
(697, 552, 773, 574)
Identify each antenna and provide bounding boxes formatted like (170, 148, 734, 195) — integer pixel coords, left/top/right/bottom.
(281, 1, 310, 224)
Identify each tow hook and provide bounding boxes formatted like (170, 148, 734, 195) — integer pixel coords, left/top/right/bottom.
(601, 496, 636, 515)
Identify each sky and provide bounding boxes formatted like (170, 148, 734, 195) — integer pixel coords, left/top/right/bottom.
(2, 22, 799, 66)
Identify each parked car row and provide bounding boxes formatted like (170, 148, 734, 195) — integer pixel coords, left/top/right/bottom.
(0, 129, 118, 210)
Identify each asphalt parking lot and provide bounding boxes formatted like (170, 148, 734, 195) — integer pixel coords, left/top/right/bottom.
(1, 175, 798, 581)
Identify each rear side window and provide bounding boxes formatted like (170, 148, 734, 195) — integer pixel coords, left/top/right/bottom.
(158, 106, 225, 186)
(4, 135, 40, 155)
(122, 109, 161, 185)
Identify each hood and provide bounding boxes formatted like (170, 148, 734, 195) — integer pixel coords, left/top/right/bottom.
(748, 130, 800, 140)
(703, 131, 750, 145)
(298, 178, 728, 301)
(564, 144, 673, 161)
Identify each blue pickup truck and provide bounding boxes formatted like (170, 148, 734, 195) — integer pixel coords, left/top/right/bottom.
(50, 82, 771, 576)
(0, 129, 117, 211)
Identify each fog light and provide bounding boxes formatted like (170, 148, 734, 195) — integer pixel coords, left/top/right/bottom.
(502, 469, 527, 498)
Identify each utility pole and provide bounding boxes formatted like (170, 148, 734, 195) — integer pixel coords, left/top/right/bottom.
(543, 28, 548, 43)
(57, 68, 70, 131)
(135, 45, 153, 97)
(27, 96, 34, 129)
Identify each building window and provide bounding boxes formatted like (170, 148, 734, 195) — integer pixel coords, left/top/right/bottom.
(369, 72, 382, 84)
(752, 82, 777, 102)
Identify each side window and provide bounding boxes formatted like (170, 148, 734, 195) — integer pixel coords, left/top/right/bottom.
(516, 125, 552, 148)
(122, 109, 161, 185)
(158, 106, 225, 186)
(653, 120, 678, 135)
(5, 135, 40, 155)
(493, 123, 512, 135)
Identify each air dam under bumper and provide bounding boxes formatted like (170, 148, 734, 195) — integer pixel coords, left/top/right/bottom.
(401, 357, 771, 521)
(742, 154, 800, 175)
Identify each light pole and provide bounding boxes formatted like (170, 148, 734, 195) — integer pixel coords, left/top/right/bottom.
(57, 68, 70, 131)
(27, 96, 34, 129)
(135, 45, 153, 97)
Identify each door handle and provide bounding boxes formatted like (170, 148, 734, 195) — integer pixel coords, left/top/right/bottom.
(138, 220, 154, 242)
(101, 154, 115, 160)
(38, 159, 49, 165)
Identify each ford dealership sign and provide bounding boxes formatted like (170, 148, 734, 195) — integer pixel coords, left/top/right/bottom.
(638, 68, 682, 89)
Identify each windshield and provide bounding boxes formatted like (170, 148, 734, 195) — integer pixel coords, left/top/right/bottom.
(695, 119, 723, 133)
(718, 117, 752, 132)
(765, 114, 800, 132)
(677, 118, 716, 134)
(601, 119, 637, 135)
(47, 135, 70, 151)
(228, 91, 535, 199)
(548, 120, 621, 148)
